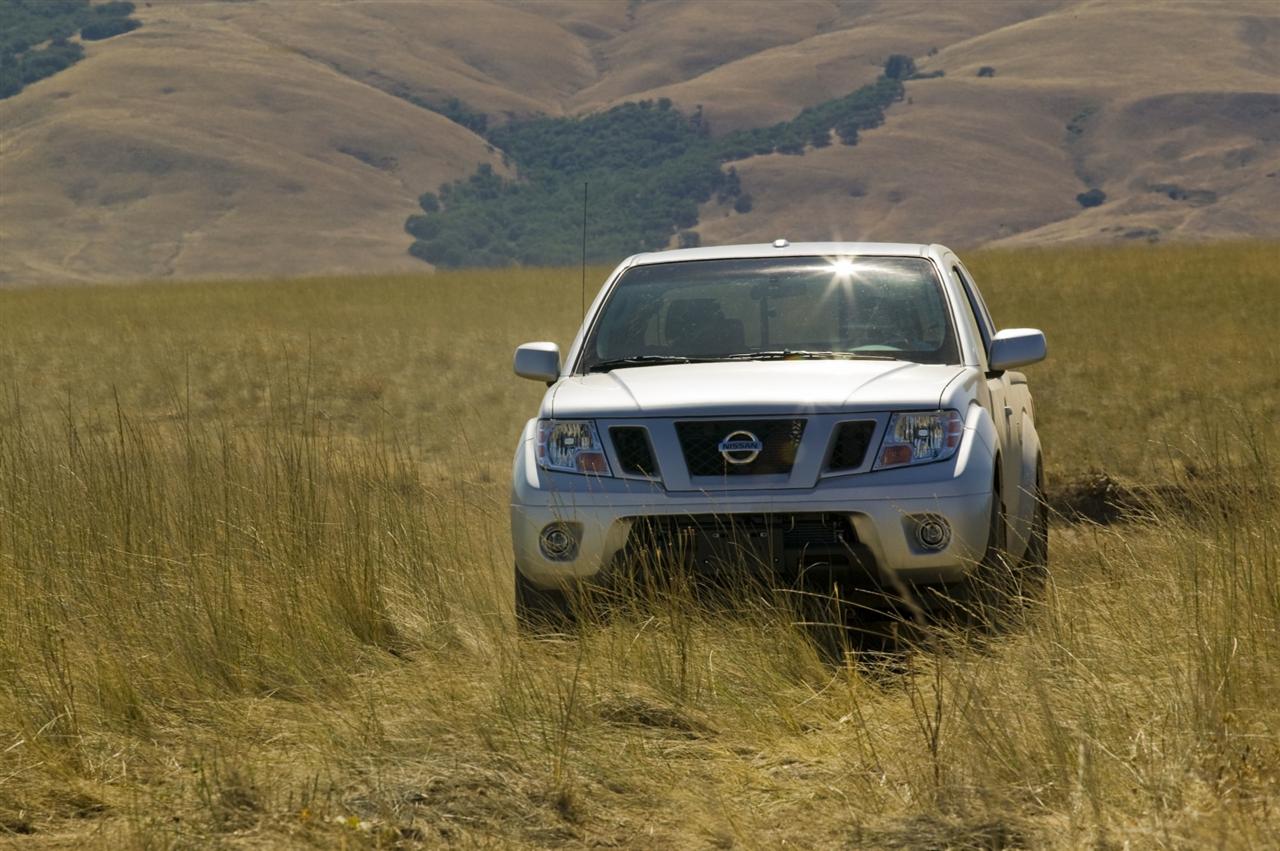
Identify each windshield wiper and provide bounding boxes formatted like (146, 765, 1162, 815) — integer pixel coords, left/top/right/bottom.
(721, 349, 901, 362)
(586, 355, 717, 373)
(587, 350, 901, 372)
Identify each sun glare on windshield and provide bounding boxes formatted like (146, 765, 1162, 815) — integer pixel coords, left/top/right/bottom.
(821, 256, 859, 304)
(829, 257, 857, 278)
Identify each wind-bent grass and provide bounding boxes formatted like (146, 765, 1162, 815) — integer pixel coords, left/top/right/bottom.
(0, 243, 1277, 846)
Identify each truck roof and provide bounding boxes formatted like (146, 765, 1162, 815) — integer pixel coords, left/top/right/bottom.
(627, 241, 936, 266)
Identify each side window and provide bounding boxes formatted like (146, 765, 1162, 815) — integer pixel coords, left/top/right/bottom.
(952, 264, 995, 356)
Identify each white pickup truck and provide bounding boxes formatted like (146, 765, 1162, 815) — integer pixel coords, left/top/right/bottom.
(510, 241, 1047, 626)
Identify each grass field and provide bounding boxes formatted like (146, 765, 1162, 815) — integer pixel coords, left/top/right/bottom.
(0, 243, 1277, 847)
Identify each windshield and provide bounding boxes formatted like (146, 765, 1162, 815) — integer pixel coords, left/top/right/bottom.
(579, 256, 959, 372)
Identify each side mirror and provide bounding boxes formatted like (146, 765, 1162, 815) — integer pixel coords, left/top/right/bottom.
(988, 328, 1046, 372)
(514, 342, 561, 382)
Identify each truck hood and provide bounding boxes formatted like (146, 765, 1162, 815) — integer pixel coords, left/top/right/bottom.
(547, 360, 969, 418)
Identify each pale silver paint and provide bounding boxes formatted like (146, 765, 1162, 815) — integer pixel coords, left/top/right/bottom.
(548, 361, 968, 419)
(989, 328, 1048, 372)
(513, 341, 561, 382)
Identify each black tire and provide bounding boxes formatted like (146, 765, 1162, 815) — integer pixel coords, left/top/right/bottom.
(1023, 462, 1049, 573)
(514, 567, 576, 635)
(1016, 463, 1050, 601)
(981, 480, 1010, 572)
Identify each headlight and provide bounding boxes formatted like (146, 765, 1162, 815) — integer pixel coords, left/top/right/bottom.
(874, 410, 964, 469)
(536, 420, 612, 475)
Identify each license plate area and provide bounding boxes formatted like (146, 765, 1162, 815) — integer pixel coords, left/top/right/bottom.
(623, 512, 865, 577)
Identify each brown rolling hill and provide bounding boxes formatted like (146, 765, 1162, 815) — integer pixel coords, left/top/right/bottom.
(0, 0, 1277, 285)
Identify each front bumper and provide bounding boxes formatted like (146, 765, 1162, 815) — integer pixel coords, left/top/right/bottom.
(511, 415, 998, 591)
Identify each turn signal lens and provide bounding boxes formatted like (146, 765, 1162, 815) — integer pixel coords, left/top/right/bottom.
(879, 444, 913, 467)
(576, 452, 610, 474)
(874, 410, 964, 470)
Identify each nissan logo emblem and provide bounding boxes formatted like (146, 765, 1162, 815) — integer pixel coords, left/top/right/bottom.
(718, 430, 764, 465)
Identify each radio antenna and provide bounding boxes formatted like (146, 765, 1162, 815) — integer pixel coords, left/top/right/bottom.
(580, 180, 588, 318)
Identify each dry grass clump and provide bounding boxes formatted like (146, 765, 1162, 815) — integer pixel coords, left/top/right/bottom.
(0, 243, 1277, 846)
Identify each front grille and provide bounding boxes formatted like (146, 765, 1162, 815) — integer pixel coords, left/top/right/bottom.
(827, 420, 876, 471)
(610, 426, 658, 477)
(675, 419, 806, 476)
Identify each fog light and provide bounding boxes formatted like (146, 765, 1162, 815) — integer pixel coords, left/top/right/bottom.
(539, 523, 579, 561)
(915, 516, 951, 550)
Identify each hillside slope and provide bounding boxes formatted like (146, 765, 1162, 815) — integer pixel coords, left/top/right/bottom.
(0, 0, 1276, 285)
(693, 0, 1280, 247)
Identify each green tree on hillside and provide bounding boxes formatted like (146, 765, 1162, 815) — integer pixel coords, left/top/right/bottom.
(883, 53, 917, 80)
(406, 57, 910, 268)
(0, 0, 141, 99)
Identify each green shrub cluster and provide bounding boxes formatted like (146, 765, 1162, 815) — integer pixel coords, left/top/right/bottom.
(407, 60, 909, 267)
(80, 13, 139, 42)
(0, 0, 140, 99)
(1076, 187, 1106, 208)
(387, 84, 489, 136)
(710, 76, 903, 159)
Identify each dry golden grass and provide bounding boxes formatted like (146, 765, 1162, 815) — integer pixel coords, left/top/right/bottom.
(0, 242, 1277, 847)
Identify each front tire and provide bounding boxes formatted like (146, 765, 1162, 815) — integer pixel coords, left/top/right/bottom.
(1023, 462, 1049, 572)
(1017, 462, 1050, 602)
